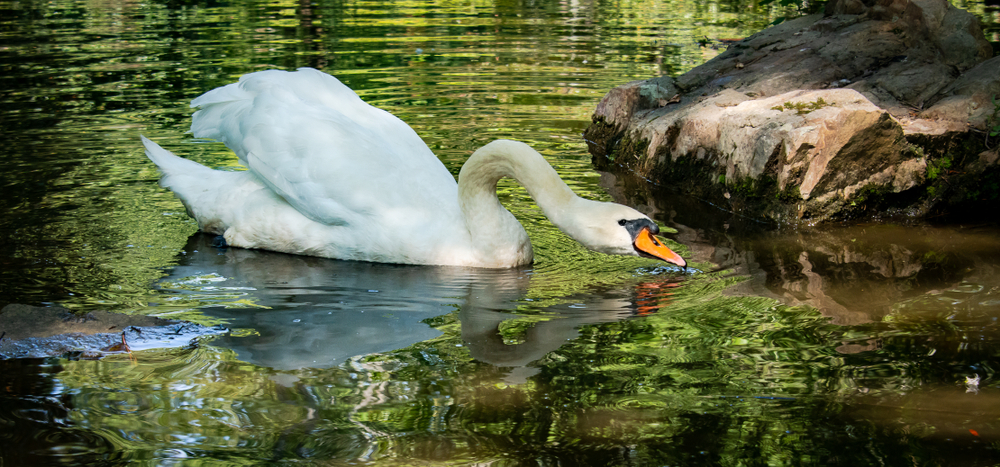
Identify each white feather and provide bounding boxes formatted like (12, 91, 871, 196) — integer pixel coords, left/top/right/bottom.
(143, 68, 681, 268)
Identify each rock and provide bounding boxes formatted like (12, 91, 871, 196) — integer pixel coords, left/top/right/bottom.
(919, 56, 1000, 129)
(0, 304, 226, 359)
(585, 0, 999, 224)
(591, 76, 680, 133)
(0, 304, 172, 340)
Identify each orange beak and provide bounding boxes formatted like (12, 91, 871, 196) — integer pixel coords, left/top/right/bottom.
(634, 227, 686, 268)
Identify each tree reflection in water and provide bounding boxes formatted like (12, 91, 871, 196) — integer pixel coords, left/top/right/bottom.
(0, 0, 997, 463)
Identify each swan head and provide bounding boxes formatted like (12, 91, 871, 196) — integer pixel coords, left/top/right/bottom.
(563, 200, 687, 269)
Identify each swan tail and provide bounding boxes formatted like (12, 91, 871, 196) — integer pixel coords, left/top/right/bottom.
(141, 135, 214, 181)
(142, 135, 255, 235)
(142, 135, 227, 207)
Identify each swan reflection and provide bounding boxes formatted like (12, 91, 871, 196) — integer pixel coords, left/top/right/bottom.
(157, 234, 675, 372)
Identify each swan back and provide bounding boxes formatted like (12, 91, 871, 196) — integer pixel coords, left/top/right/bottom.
(189, 68, 459, 229)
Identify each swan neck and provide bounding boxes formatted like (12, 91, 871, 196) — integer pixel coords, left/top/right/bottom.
(456, 140, 580, 266)
(458, 140, 577, 225)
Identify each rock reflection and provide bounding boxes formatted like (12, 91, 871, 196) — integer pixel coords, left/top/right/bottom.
(157, 234, 671, 372)
(600, 171, 1000, 325)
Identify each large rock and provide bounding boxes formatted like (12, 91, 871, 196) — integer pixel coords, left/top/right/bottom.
(585, 0, 999, 224)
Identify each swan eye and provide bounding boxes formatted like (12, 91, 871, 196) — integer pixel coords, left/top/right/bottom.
(617, 219, 627, 226)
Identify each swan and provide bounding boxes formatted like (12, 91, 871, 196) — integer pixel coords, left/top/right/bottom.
(141, 67, 686, 269)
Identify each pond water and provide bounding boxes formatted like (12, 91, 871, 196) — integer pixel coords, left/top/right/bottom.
(1, 0, 999, 465)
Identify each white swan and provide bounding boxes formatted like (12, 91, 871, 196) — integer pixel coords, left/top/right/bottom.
(142, 67, 686, 269)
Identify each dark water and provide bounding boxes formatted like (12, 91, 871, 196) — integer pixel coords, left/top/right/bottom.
(1, 0, 999, 465)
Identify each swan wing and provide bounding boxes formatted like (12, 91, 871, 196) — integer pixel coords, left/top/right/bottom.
(189, 68, 457, 227)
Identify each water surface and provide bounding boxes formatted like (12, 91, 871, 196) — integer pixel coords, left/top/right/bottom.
(1, 0, 999, 465)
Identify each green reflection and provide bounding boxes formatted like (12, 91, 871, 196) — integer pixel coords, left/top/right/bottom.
(2, 0, 999, 465)
(2, 0, 789, 310)
(22, 270, 993, 465)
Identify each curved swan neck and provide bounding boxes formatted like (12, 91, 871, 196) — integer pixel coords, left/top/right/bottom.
(456, 140, 581, 266)
(459, 140, 578, 222)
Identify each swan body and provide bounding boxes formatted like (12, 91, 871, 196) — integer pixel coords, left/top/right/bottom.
(142, 67, 686, 269)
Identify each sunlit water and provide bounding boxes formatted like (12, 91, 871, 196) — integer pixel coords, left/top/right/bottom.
(1, 0, 999, 465)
